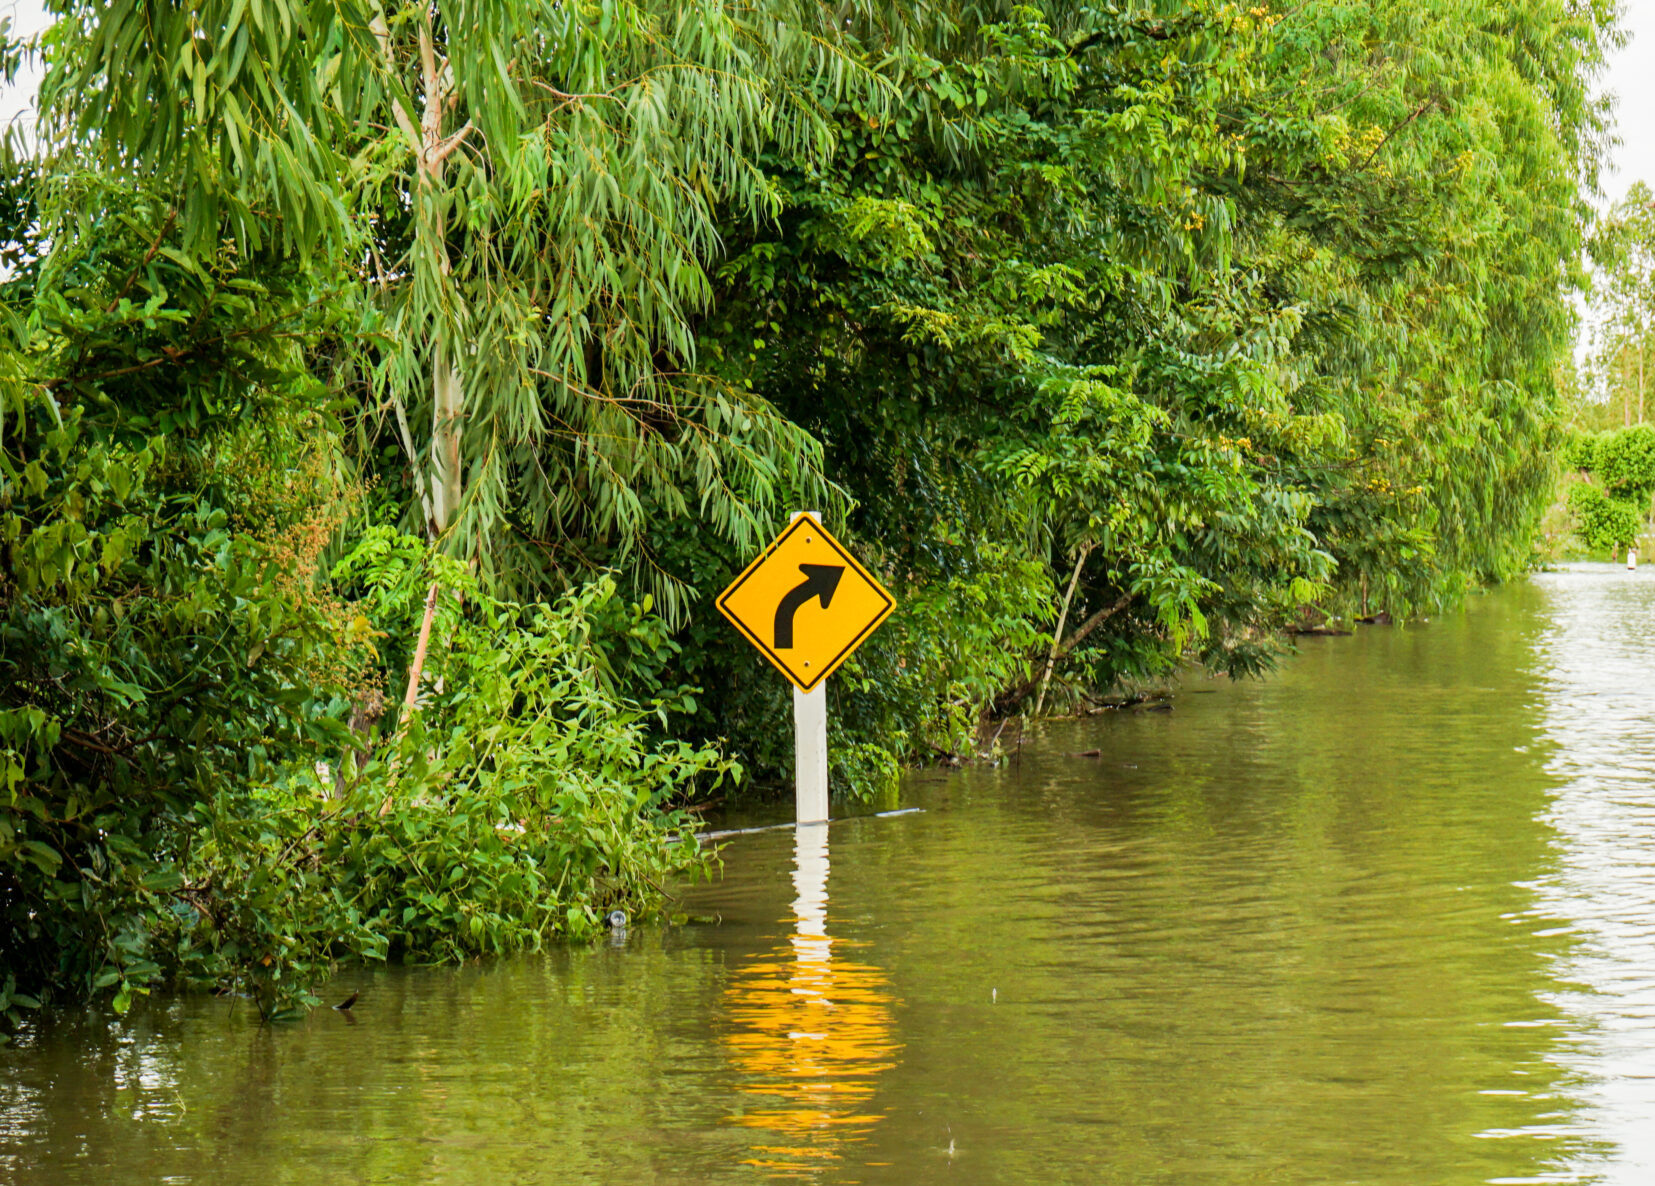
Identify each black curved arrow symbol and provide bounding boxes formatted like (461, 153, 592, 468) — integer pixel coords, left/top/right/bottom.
(774, 564, 846, 648)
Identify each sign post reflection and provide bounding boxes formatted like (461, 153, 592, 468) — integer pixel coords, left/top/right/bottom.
(723, 824, 900, 1176)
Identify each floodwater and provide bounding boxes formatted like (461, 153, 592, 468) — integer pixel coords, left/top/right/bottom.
(5, 563, 1655, 1184)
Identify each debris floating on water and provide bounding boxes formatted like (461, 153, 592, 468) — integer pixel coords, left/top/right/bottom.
(693, 807, 924, 843)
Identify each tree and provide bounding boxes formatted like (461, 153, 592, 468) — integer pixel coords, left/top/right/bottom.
(683, 3, 1335, 753)
(1231, 0, 1614, 609)
(41, 0, 885, 614)
(1587, 182, 1655, 426)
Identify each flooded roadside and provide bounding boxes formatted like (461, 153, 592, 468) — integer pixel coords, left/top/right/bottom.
(5, 566, 1654, 1184)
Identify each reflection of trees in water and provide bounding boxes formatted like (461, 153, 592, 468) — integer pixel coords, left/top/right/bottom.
(723, 825, 901, 1176)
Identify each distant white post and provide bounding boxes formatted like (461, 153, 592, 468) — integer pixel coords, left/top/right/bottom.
(791, 510, 830, 824)
(1630, 547, 1639, 571)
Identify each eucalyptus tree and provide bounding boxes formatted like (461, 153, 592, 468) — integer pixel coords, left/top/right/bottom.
(1587, 182, 1655, 426)
(40, 0, 885, 613)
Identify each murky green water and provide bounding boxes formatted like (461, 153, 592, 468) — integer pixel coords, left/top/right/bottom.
(8, 564, 1655, 1183)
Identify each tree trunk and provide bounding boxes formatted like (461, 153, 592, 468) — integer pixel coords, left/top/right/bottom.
(1035, 546, 1092, 718)
(1625, 344, 1633, 426)
(374, 8, 473, 540)
(370, 13, 478, 808)
(384, 580, 441, 813)
(430, 341, 463, 534)
(398, 24, 459, 751)
(994, 590, 1133, 713)
(403, 582, 442, 711)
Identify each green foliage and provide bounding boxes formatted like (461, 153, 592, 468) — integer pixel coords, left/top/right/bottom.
(0, 189, 370, 1013)
(180, 576, 726, 1019)
(1238, 0, 1608, 608)
(1562, 431, 1601, 472)
(830, 544, 1054, 781)
(43, 0, 882, 613)
(1, 437, 725, 1017)
(691, 6, 1335, 718)
(1593, 424, 1655, 500)
(5, 0, 1619, 1014)
(670, 0, 1607, 786)
(0, 190, 726, 1017)
(1567, 482, 1643, 554)
(330, 524, 703, 722)
(1551, 424, 1655, 556)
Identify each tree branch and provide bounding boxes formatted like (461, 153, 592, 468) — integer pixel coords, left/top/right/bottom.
(1061, 591, 1135, 655)
(1035, 545, 1093, 717)
(430, 121, 474, 165)
(995, 590, 1135, 712)
(104, 209, 178, 315)
(1358, 98, 1437, 172)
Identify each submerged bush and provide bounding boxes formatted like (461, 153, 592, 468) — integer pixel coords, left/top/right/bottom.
(0, 385, 727, 1020)
(1, 378, 365, 1020)
(181, 580, 727, 1018)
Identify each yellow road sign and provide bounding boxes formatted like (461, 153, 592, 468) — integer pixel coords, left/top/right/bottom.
(716, 514, 895, 692)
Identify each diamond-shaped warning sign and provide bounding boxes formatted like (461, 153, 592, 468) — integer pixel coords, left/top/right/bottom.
(716, 514, 895, 692)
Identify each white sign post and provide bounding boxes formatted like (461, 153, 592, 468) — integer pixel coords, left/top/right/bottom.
(791, 512, 829, 824)
(793, 682, 830, 825)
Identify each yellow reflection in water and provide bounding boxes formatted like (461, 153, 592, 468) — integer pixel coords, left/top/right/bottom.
(723, 824, 900, 1177)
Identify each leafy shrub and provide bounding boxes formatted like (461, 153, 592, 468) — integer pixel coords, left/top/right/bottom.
(181, 580, 727, 1018)
(1, 384, 726, 1020)
(1561, 431, 1601, 473)
(1, 378, 369, 1018)
(1594, 425, 1655, 500)
(1567, 481, 1644, 553)
(0, 185, 724, 1023)
(333, 525, 701, 728)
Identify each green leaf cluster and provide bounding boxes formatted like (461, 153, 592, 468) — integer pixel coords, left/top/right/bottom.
(1567, 482, 1643, 554)
(1593, 424, 1655, 500)
(1553, 424, 1655, 557)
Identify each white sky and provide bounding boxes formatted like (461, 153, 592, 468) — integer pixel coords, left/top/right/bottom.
(0, 0, 45, 139)
(1602, 0, 1655, 208)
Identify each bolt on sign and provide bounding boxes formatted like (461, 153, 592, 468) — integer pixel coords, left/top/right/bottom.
(717, 514, 895, 692)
